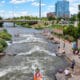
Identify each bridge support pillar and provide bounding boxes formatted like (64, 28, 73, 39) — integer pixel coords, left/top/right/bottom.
(13, 22, 16, 27)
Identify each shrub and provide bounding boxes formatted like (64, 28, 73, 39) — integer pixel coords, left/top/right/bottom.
(0, 38, 7, 48)
(64, 35, 75, 42)
(63, 25, 79, 40)
(0, 43, 3, 52)
(3, 29, 8, 32)
(24, 23, 31, 28)
(0, 31, 12, 40)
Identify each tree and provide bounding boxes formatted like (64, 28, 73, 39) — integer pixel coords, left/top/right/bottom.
(70, 15, 77, 22)
(48, 16, 55, 21)
(63, 25, 79, 40)
(0, 17, 3, 27)
(78, 5, 80, 23)
(78, 12, 80, 22)
(78, 5, 80, 37)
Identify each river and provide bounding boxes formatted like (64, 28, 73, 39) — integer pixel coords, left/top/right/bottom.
(0, 23, 69, 80)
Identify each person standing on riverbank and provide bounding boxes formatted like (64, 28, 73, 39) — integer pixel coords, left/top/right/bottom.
(34, 68, 43, 80)
(70, 59, 76, 71)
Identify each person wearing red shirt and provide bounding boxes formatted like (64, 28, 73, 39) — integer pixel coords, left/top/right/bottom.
(34, 68, 43, 80)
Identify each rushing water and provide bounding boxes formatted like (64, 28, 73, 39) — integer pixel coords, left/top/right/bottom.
(0, 23, 69, 80)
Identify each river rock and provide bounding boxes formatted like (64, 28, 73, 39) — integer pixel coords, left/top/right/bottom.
(55, 72, 66, 80)
(0, 53, 5, 56)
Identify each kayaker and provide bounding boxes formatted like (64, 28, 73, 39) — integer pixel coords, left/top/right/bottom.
(34, 68, 43, 80)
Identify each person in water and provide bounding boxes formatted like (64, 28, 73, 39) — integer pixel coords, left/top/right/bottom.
(34, 68, 43, 80)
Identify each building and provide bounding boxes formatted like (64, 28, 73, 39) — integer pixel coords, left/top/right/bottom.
(47, 12, 56, 18)
(55, 0, 70, 18)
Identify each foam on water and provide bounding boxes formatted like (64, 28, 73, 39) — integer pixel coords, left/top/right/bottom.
(0, 59, 44, 78)
(0, 66, 29, 77)
(19, 34, 34, 37)
(11, 34, 47, 44)
(31, 60, 44, 75)
(6, 41, 12, 46)
(18, 46, 56, 56)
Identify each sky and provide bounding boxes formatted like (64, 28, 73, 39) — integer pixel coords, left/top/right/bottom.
(0, 0, 80, 18)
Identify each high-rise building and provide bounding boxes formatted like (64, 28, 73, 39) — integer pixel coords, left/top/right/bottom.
(55, 0, 70, 18)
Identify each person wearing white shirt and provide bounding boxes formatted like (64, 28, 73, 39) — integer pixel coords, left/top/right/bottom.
(64, 68, 71, 80)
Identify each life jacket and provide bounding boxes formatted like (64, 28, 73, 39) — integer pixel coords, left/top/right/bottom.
(34, 72, 42, 80)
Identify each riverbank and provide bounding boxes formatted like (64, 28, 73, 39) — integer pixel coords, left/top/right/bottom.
(42, 31, 80, 80)
(0, 28, 12, 56)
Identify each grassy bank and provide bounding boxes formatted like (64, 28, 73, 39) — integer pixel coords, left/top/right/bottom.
(16, 22, 49, 30)
(0, 29, 12, 52)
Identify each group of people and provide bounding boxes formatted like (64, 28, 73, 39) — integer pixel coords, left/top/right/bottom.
(33, 59, 75, 80)
(55, 68, 71, 80)
(55, 59, 76, 80)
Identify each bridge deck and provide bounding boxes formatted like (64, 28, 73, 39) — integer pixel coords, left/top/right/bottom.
(0, 20, 40, 22)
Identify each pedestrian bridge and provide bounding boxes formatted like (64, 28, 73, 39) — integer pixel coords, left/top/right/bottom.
(0, 20, 39, 22)
(0, 19, 41, 27)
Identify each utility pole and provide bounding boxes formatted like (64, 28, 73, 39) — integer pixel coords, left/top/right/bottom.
(13, 5, 15, 27)
(39, 0, 41, 19)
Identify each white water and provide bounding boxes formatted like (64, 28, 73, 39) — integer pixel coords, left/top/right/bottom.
(7, 34, 47, 46)
(0, 66, 29, 77)
(18, 46, 56, 56)
(0, 59, 44, 78)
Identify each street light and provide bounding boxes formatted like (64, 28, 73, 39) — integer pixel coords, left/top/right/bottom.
(39, 0, 41, 19)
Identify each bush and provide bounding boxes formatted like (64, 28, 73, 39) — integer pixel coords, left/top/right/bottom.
(0, 38, 7, 52)
(64, 35, 75, 42)
(0, 29, 11, 52)
(3, 29, 8, 32)
(0, 31, 12, 40)
(24, 23, 31, 28)
(0, 43, 3, 52)
(0, 38, 7, 48)
(63, 25, 79, 40)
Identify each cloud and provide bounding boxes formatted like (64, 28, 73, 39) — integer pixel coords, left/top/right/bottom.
(10, 0, 35, 4)
(32, 2, 46, 7)
(10, 0, 26, 4)
(47, 5, 55, 11)
(14, 11, 28, 17)
(1, 10, 28, 18)
(68, 0, 80, 14)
